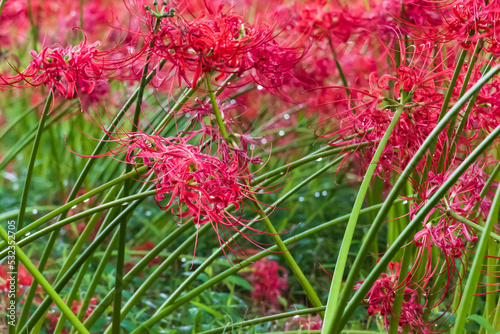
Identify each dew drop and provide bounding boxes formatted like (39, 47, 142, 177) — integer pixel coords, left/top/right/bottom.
(32, 209, 38, 214)
(299, 197, 304, 202)
(315, 192, 320, 197)
(279, 130, 285, 136)
(284, 113, 290, 120)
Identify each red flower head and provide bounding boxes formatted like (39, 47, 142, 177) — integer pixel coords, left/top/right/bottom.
(72, 127, 280, 261)
(0, 265, 33, 296)
(124, 1, 305, 89)
(244, 258, 288, 308)
(357, 261, 432, 333)
(0, 32, 112, 103)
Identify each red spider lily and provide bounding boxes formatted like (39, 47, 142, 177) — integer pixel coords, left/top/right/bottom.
(244, 258, 288, 309)
(0, 32, 122, 103)
(0, 265, 33, 296)
(123, 1, 305, 89)
(356, 261, 433, 333)
(316, 41, 455, 179)
(71, 128, 282, 261)
(46, 298, 98, 334)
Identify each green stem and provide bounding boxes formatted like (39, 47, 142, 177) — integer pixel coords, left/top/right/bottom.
(198, 306, 326, 334)
(113, 17, 162, 329)
(448, 41, 483, 136)
(447, 211, 500, 242)
(494, 292, 500, 331)
(27, 0, 38, 49)
(11, 92, 52, 334)
(257, 201, 325, 312)
(437, 49, 467, 122)
(452, 183, 500, 333)
(0, 0, 7, 17)
(206, 78, 230, 139)
(53, 258, 89, 334)
(322, 101, 407, 333)
(79, 0, 84, 29)
(387, 231, 415, 334)
(0, 224, 89, 334)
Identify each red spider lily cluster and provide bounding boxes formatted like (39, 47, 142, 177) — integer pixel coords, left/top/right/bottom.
(123, 1, 304, 88)
(46, 298, 98, 334)
(356, 262, 431, 332)
(0, 265, 33, 296)
(2, 0, 500, 331)
(244, 258, 288, 310)
(0, 34, 110, 101)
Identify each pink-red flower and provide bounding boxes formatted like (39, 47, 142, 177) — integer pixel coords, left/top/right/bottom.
(0, 33, 112, 101)
(244, 258, 288, 308)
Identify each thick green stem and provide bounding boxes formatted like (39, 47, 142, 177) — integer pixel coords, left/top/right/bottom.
(0, 225, 89, 334)
(437, 49, 468, 122)
(387, 231, 416, 334)
(0, 0, 7, 17)
(206, 78, 230, 139)
(257, 201, 325, 312)
(448, 41, 483, 136)
(447, 211, 500, 242)
(452, 185, 500, 333)
(198, 306, 326, 334)
(11, 92, 52, 334)
(323, 101, 407, 333)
